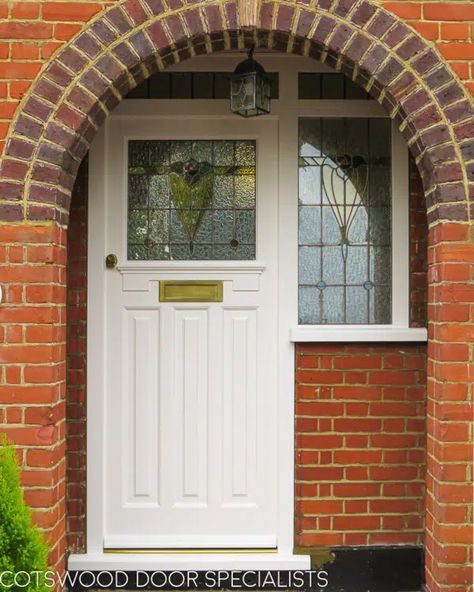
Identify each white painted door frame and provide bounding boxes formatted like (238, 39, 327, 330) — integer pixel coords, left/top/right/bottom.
(69, 53, 412, 571)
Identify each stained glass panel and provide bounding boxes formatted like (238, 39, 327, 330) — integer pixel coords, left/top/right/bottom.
(127, 140, 256, 260)
(298, 118, 392, 324)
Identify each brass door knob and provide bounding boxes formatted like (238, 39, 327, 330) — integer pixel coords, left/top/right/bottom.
(105, 254, 118, 268)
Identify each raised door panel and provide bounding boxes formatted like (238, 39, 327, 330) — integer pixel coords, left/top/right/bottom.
(123, 308, 160, 507)
(222, 308, 258, 507)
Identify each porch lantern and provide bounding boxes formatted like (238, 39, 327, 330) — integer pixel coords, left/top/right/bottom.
(230, 48, 271, 117)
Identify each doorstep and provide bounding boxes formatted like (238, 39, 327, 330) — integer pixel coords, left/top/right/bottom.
(67, 552, 311, 571)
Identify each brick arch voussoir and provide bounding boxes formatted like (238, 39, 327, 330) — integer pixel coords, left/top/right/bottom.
(0, 0, 472, 225)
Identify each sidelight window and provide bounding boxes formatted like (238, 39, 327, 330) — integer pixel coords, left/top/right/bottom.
(298, 117, 395, 325)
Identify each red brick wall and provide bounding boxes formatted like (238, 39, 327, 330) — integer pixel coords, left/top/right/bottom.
(295, 343, 427, 547)
(0, 1, 472, 590)
(66, 157, 88, 554)
(0, 0, 473, 156)
(0, 223, 67, 570)
(410, 160, 428, 329)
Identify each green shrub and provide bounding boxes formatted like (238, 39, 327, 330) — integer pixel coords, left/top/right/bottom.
(0, 435, 51, 592)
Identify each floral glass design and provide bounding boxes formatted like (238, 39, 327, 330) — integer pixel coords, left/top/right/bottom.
(298, 118, 392, 324)
(127, 140, 256, 260)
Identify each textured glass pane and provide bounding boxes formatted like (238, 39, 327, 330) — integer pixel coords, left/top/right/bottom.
(235, 176, 256, 207)
(128, 210, 148, 244)
(346, 287, 368, 323)
(370, 246, 391, 284)
(322, 119, 345, 157)
(299, 287, 321, 324)
(298, 73, 370, 100)
(267, 73, 279, 99)
(322, 207, 340, 244)
(128, 140, 256, 260)
(370, 166, 391, 206)
(299, 118, 321, 157)
(170, 141, 192, 163)
(129, 141, 148, 166)
(347, 207, 368, 243)
(321, 74, 344, 99)
(369, 119, 391, 206)
(148, 210, 169, 244)
(235, 141, 255, 165)
(193, 72, 214, 98)
(193, 209, 213, 244)
(299, 246, 321, 285)
(299, 166, 321, 205)
(214, 209, 233, 242)
(214, 176, 234, 208)
(322, 287, 344, 323)
(370, 208, 391, 244)
(373, 286, 391, 324)
(298, 118, 392, 324)
(299, 207, 321, 244)
(128, 245, 148, 260)
(128, 175, 148, 208)
(171, 73, 192, 98)
(192, 141, 212, 163)
(322, 246, 344, 284)
(298, 73, 321, 99)
(126, 82, 149, 99)
(214, 73, 230, 99)
(346, 246, 368, 284)
(214, 141, 234, 166)
(192, 245, 213, 259)
(148, 175, 169, 207)
(149, 141, 169, 166)
(170, 210, 188, 242)
(127, 73, 278, 100)
(345, 77, 370, 100)
(214, 244, 234, 260)
(235, 210, 255, 243)
(236, 245, 255, 259)
(170, 244, 192, 260)
(148, 244, 169, 259)
(149, 73, 170, 98)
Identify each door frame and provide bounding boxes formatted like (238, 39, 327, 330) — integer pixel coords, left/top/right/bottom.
(73, 53, 392, 571)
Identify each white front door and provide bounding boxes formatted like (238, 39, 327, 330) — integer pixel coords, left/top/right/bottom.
(100, 117, 279, 550)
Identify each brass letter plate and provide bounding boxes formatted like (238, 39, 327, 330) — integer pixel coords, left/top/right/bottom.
(159, 280, 223, 303)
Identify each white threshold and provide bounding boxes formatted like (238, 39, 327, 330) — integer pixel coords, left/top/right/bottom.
(68, 552, 311, 571)
(291, 325, 428, 343)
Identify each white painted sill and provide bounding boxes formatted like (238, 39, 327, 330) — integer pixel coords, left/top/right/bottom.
(290, 326, 428, 343)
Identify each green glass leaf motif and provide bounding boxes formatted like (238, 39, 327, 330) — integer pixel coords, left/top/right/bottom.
(169, 159, 214, 251)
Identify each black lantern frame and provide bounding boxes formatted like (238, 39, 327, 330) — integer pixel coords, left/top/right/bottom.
(230, 48, 271, 117)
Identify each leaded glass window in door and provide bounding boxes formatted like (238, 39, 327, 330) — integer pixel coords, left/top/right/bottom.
(298, 118, 392, 324)
(128, 140, 256, 260)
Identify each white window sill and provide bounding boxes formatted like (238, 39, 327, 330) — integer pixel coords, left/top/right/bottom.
(290, 326, 428, 343)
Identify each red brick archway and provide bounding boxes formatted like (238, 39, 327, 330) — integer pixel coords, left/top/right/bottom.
(0, 1, 472, 590)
